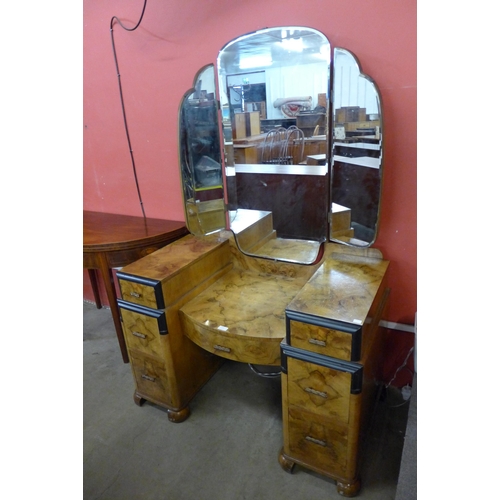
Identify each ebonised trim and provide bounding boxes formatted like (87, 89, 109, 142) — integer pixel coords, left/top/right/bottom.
(117, 299, 168, 335)
(281, 341, 363, 394)
(285, 309, 362, 361)
(116, 271, 165, 309)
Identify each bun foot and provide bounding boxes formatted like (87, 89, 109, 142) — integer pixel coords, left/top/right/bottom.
(167, 406, 190, 423)
(278, 448, 295, 473)
(337, 478, 361, 497)
(133, 392, 146, 406)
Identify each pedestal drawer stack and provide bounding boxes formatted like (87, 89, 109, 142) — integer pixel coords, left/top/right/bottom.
(116, 234, 231, 422)
(279, 251, 390, 497)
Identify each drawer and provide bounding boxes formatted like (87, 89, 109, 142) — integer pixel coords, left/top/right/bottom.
(129, 350, 172, 406)
(118, 300, 167, 357)
(288, 319, 356, 361)
(286, 406, 348, 477)
(118, 275, 164, 309)
(285, 357, 352, 423)
(179, 310, 281, 365)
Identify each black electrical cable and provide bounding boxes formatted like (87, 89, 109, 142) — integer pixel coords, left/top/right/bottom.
(110, 0, 148, 218)
(248, 364, 281, 378)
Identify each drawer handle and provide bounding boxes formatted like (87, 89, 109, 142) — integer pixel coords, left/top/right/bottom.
(305, 436, 327, 447)
(130, 291, 141, 298)
(132, 331, 147, 339)
(304, 387, 328, 399)
(214, 344, 231, 353)
(141, 374, 156, 382)
(309, 338, 326, 347)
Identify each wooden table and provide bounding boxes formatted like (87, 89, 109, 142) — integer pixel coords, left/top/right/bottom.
(83, 211, 189, 362)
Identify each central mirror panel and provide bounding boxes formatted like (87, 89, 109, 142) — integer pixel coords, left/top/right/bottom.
(217, 27, 331, 263)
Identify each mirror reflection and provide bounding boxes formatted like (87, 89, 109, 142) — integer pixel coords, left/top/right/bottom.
(177, 28, 385, 262)
(330, 48, 383, 246)
(217, 27, 331, 262)
(178, 65, 225, 236)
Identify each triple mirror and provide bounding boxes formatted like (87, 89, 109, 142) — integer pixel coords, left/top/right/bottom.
(178, 27, 383, 262)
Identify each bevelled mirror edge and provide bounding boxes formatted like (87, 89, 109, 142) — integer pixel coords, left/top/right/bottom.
(216, 26, 331, 263)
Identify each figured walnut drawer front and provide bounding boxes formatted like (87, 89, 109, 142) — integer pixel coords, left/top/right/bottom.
(287, 406, 348, 477)
(118, 273, 164, 309)
(286, 311, 362, 362)
(285, 358, 353, 423)
(128, 350, 171, 406)
(281, 342, 363, 423)
(118, 300, 167, 357)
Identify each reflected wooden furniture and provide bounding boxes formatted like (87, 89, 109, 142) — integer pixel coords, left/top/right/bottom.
(116, 227, 389, 495)
(331, 138, 382, 235)
(233, 144, 259, 164)
(233, 134, 266, 163)
(234, 164, 329, 241)
(83, 211, 188, 363)
(296, 112, 326, 137)
(233, 111, 260, 139)
(301, 135, 326, 160)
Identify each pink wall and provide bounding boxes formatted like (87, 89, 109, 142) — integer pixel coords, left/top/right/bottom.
(83, 0, 417, 326)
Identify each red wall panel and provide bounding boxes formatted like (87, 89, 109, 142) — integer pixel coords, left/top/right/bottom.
(83, 0, 417, 327)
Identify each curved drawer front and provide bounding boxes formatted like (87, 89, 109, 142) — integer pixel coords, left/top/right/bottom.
(179, 311, 281, 366)
(118, 300, 167, 358)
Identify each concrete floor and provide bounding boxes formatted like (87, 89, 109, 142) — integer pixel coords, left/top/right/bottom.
(83, 301, 411, 500)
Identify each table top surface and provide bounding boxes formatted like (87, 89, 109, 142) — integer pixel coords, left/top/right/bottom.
(83, 211, 188, 252)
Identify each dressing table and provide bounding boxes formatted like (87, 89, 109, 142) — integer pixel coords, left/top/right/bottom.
(116, 27, 389, 496)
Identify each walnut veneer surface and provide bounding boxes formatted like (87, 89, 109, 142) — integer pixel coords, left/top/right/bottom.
(286, 251, 389, 324)
(117, 229, 390, 495)
(117, 234, 231, 421)
(179, 246, 316, 365)
(280, 247, 390, 497)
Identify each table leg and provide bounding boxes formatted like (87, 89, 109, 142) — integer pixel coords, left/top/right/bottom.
(97, 254, 130, 363)
(88, 269, 102, 309)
